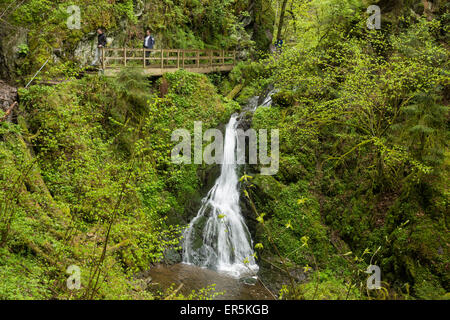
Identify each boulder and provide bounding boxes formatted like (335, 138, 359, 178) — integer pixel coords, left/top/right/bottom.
(163, 248, 182, 265)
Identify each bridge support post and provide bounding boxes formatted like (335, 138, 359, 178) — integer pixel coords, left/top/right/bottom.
(101, 48, 105, 70)
(182, 51, 185, 69)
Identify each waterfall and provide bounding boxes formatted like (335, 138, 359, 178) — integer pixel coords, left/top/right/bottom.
(246, 88, 278, 111)
(182, 114, 258, 278)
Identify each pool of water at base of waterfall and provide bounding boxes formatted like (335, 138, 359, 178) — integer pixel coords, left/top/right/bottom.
(145, 263, 274, 300)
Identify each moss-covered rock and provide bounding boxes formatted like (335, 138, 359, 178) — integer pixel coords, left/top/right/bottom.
(191, 216, 208, 251)
(271, 90, 295, 108)
(252, 174, 284, 200)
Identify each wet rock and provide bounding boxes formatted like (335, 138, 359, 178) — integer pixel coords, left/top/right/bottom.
(179, 162, 221, 225)
(239, 194, 259, 240)
(246, 96, 260, 111)
(257, 84, 275, 106)
(241, 276, 258, 285)
(189, 214, 213, 252)
(163, 248, 182, 265)
(0, 80, 17, 108)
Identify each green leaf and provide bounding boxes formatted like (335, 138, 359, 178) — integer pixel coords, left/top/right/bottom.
(300, 236, 309, 247)
(285, 220, 293, 229)
(239, 174, 253, 182)
(256, 213, 266, 224)
(255, 243, 264, 250)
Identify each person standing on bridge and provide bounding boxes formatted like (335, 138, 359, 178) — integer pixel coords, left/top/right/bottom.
(91, 28, 107, 66)
(143, 29, 155, 65)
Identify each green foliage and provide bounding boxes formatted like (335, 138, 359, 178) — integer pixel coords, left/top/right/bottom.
(246, 3, 449, 299)
(224, 60, 273, 104)
(294, 272, 361, 300)
(0, 248, 50, 299)
(17, 44, 29, 56)
(271, 90, 294, 108)
(1, 68, 235, 299)
(251, 179, 332, 266)
(1, 0, 260, 80)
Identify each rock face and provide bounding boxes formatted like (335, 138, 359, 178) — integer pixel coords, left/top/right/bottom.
(0, 80, 18, 121)
(74, 34, 98, 66)
(0, 26, 27, 81)
(74, 33, 116, 66)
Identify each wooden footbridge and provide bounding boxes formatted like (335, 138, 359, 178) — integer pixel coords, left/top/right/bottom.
(101, 48, 237, 76)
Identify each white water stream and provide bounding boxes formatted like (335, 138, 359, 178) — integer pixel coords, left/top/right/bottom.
(182, 115, 258, 278)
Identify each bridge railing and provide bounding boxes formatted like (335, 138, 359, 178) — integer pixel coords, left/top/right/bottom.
(101, 48, 236, 71)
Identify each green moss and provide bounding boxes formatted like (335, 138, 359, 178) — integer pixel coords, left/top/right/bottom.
(252, 174, 284, 199)
(192, 216, 209, 251)
(252, 180, 333, 267)
(272, 90, 295, 108)
(412, 266, 447, 300)
(0, 248, 50, 299)
(296, 272, 361, 300)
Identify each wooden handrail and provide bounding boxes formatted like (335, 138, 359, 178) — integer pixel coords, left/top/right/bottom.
(101, 48, 237, 73)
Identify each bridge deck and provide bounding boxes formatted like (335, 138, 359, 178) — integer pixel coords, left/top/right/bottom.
(101, 48, 236, 76)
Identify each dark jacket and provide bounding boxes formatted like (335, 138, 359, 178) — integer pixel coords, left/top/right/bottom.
(98, 33, 107, 47)
(143, 35, 155, 49)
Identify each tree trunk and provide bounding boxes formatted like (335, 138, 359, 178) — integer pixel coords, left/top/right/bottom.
(276, 0, 289, 42)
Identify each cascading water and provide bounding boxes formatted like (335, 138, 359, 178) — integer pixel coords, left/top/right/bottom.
(182, 115, 258, 278)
